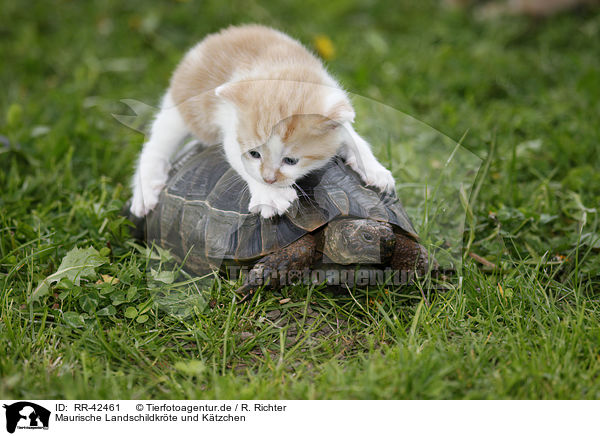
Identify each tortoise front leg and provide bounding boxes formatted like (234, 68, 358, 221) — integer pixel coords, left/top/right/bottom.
(390, 232, 430, 275)
(235, 234, 317, 302)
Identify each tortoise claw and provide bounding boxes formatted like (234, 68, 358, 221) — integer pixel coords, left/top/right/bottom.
(234, 283, 256, 303)
(233, 234, 316, 303)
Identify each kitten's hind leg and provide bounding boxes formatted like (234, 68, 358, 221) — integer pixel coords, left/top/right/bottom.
(130, 91, 190, 217)
(340, 123, 395, 193)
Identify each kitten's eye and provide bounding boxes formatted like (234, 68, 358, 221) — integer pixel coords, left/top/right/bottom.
(249, 150, 261, 159)
(282, 157, 298, 166)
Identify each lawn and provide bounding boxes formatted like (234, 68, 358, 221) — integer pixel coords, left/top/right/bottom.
(1, 0, 599, 399)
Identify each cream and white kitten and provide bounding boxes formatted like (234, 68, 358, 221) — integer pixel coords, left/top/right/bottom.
(130, 25, 394, 218)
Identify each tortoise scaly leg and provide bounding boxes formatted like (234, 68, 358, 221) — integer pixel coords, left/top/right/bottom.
(390, 232, 440, 307)
(390, 232, 431, 277)
(235, 234, 317, 302)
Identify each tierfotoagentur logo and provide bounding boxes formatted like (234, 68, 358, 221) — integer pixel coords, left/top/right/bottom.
(2, 402, 50, 434)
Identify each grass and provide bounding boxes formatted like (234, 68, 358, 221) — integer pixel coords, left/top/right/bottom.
(1, 0, 600, 399)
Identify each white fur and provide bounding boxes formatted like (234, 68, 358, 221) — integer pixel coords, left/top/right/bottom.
(217, 102, 299, 218)
(340, 122, 395, 193)
(130, 92, 189, 217)
(213, 84, 227, 98)
(323, 87, 355, 123)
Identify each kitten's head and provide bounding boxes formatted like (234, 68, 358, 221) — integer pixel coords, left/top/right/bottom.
(215, 77, 355, 187)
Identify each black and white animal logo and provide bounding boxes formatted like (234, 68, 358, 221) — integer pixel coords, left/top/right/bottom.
(2, 402, 50, 434)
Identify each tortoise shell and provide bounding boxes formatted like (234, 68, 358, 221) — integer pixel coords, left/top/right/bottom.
(145, 144, 418, 272)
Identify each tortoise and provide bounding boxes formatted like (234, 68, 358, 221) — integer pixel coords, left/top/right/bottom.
(130, 144, 430, 300)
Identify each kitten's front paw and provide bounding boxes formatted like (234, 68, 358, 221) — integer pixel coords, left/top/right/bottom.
(249, 186, 298, 218)
(364, 165, 395, 193)
(130, 158, 169, 217)
(346, 158, 395, 193)
(130, 184, 163, 217)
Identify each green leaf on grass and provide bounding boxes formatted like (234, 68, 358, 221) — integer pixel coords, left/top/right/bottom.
(31, 246, 108, 301)
(97, 305, 117, 316)
(150, 268, 175, 284)
(124, 306, 138, 318)
(174, 360, 206, 376)
(6, 103, 23, 127)
(580, 232, 600, 249)
(79, 294, 100, 313)
(63, 311, 86, 328)
(111, 294, 126, 306)
(127, 242, 173, 262)
(126, 286, 138, 301)
(137, 299, 153, 315)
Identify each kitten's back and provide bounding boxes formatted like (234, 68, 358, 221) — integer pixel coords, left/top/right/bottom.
(170, 25, 327, 144)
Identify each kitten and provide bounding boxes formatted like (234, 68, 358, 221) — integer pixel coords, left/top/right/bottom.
(130, 24, 394, 218)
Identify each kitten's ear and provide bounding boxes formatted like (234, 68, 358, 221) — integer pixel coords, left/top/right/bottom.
(319, 118, 344, 131)
(320, 101, 355, 131)
(215, 82, 246, 106)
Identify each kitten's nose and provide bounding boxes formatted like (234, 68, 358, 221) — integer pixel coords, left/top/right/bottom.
(264, 176, 277, 184)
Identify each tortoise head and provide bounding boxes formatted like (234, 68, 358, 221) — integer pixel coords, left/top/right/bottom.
(321, 218, 395, 265)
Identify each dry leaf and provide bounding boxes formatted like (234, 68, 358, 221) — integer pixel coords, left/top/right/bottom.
(96, 274, 119, 285)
